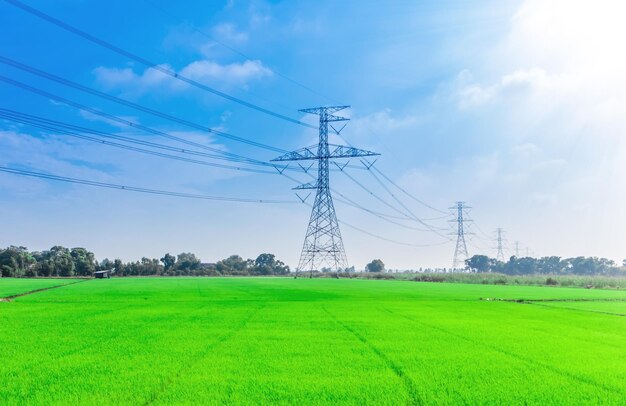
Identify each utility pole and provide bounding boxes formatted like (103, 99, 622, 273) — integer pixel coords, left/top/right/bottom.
(496, 228, 505, 262)
(450, 202, 470, 269)
(272, 106, 379, 278)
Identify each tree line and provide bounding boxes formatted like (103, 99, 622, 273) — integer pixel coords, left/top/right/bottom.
(0, 246, 289, 277)
(2, 245, 624, 278)
(465, 254, 623, 275)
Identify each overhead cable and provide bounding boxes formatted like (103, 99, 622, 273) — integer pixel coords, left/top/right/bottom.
(3, 0, 317, 130)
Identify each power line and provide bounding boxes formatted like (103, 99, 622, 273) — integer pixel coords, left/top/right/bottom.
(0, 166, 296, 203)
(0, 55, 289, 154)
(1, 103, 448, 237)
(369, 166, 449, 215)
(301, 202, 451, 249)
(0, 124, 452, 249)
(0, 161, 451, 248)
(0, 108, 263, 165)
(0, 75, 302, 173)
(334, 129, 448, 216)
(3, 0, 317, 130)
(284, 153, 451, 235)
(340, 169, 449, 237)
(0, 74, 354, 178)
(0, 6, 456, 251)
(339, 169, 416, 221)
(367, 166, 420, 220)
(0, 60, 359, 174)
(0, 110, 279, 174)
(470, 220, 493, 241)
(283, 169, 447, 233)
(338, 218, 453, 248)
(3, 107, 444, 241)
(366, 166, 449, 233)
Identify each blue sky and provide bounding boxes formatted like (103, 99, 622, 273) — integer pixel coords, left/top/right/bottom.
(1, 0, 625, 269)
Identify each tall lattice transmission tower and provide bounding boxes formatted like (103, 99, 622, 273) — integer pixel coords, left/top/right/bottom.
(272, 106, 379, 276)
(449, 201, 471, 269)
(495, 228, 505, 262)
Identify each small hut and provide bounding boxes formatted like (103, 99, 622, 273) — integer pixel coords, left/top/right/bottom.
(94, 270, 111, 279)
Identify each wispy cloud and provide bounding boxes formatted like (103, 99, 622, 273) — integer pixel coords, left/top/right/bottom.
(93, 58, 272, 95)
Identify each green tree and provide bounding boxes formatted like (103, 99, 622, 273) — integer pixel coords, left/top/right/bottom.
(71, 247, 96, 276)
(160, 253, 176, 272)
(365, 259, 385, 273)
(252, 253, 289, 275)
(46, 246, 75, 277)
(216, 255, 250, 275)
(175, 253, 201, 274)
(113, 259, 124, 276)
(0, 246, 36, 277)
(465, 255, 492, 273)
(536, 256, 563, 274)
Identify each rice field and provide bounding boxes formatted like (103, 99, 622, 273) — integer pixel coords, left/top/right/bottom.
(1, 277, 625, 404)
(0, 278, 81, 298)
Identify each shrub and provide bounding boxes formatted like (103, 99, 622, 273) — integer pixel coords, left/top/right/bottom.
(545, 277, 558, 286)
(413, 275, 445, 283)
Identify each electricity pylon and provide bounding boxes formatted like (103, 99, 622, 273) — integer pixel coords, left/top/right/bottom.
(515, 241, 520, 257)
(495, 228, 505, 262)
(272, 106, 379, 277)
(449, 201, 471, 269)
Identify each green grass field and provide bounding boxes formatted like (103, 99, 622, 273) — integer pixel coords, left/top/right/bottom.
(0, 278, 81, 298)
(1, 278, 625, 404)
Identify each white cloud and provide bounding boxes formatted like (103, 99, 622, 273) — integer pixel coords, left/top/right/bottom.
(93, 64, 173, 92)
(199, 23, 249, 58)
(212, 23, 248, 44)
(425, 0, 626, 261)
(179, 59, 272, 86)
(452, 68, 563, 109)
(93, 59, 272, 94)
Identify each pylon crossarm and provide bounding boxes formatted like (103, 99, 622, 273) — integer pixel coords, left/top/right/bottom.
(299, 105, 350, 117)
(272, 144, 379, 162)
(328, 145, 379, 159)
(293, 181, 319, 190)
(271, 146, 318, 161)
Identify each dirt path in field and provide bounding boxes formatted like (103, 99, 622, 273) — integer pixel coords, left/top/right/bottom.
(480, 297, 626, 303)
(479, 297, 626, 316)
(0, 279, 88, 302)
(525, 302, 625, 316)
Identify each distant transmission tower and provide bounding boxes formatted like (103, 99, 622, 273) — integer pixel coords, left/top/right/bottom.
(495, 228, 506, 262)
(272, 106, 379, 277)
(515, 241, 520, 257)
(450, 202, 471, 269)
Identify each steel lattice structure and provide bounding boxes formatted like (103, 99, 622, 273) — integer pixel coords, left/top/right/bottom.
(272, 106, 379, 276)
(450, 201, 470, 269)
(495, 228, 505, 262)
